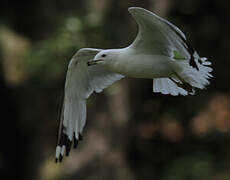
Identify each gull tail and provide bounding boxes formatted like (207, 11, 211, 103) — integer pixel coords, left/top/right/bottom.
(153, 78, 189, 96)
(153, 53, 213, 96)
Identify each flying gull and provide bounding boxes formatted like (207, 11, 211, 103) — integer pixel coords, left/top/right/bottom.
(55, 7, 213, 162)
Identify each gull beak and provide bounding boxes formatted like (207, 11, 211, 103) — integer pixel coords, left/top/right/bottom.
(87, 59, 104, 66)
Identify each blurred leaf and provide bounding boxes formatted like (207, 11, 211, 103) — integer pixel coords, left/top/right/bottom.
(163, 152, 214, 180)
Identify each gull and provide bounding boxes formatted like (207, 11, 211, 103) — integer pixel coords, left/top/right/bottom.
(55, 7, 212, 162)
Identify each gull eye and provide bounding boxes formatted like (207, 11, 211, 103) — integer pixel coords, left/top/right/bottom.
(101, 54, 106, 58)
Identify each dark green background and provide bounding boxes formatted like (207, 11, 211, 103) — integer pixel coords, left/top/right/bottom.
(0, 0, 229, 179)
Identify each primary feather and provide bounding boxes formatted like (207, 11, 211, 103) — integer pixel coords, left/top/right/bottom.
(56, 48, 124, 162)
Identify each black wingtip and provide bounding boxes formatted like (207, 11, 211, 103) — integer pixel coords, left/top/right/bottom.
(189, 55, 199, 71)
(79, 133, 83, 141)
(74, 137, 78, 148)
(56, 130, 84, 163)
(66, 140, 72, 156)
(66, 148, 70, 156)
(59, 155, 63, 162)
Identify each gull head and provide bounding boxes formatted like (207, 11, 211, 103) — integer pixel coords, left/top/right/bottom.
(87, 50, 116, 66)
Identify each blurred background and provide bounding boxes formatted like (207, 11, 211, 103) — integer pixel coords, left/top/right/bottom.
(0, 0, 230, 179)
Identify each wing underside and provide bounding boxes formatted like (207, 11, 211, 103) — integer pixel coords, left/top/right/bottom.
(56, 48, 124, 162)
(129, 7, 212, 95)
(128, 7, 199, 70)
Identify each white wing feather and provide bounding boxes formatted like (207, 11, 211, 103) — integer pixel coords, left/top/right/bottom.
(56, 48, 124, 162)
(128, 7, 190, 60)
(129, 7, 212, 96)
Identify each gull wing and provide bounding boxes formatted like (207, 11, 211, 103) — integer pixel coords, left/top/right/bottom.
(128, 7, 199, 70)
(56, 48, 124, 162)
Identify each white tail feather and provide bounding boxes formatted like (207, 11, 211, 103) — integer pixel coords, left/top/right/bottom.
(153, 78, 187, 96)
(177, 54, 212, 90)
(153, 54, 212, 96)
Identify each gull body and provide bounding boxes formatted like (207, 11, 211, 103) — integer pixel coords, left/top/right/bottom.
(55, 7, 213, 162)
(95, 48, 177, 78)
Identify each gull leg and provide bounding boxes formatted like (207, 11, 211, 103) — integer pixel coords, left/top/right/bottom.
(169, 73, 193, 93)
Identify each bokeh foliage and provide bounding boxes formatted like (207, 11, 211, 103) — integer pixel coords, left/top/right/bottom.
(0, 0, 230, 179)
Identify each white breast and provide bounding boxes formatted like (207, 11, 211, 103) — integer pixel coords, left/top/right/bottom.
(110, 52, 174, 79)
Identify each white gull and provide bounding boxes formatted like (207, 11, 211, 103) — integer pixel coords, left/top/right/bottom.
(55, 7, 212, 162)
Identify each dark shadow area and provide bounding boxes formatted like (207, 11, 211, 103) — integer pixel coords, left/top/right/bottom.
(0, 0, 229, 179)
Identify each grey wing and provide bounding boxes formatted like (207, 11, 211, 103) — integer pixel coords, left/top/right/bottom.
(128, 7, 199, 70)
(56, 48, 124, 162)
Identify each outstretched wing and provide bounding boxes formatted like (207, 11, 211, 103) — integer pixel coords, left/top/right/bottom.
(56, 48, 124, 162)
(128, 7, 199, 70)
